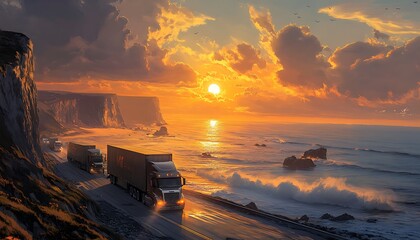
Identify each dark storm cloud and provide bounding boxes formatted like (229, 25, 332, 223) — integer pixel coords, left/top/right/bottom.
(334, 37, 420, 100)
(272, 25, 330, 88)
(215, 43, 266, 74)
(0, 0, 195, 83)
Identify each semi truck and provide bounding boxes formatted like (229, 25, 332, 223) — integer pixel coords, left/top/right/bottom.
(107, 145, 186, 210)
(67, 142, 104, 174)
(48, 137, 62, 152)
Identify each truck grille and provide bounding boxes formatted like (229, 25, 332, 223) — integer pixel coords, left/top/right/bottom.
(164, 192, 180, 204)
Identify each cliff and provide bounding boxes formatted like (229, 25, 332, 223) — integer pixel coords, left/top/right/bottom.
(118, 96, 166, 126)
(0, 30, 41, 164)
(38, 91, 125, 129)
(0, 30, 116, 239)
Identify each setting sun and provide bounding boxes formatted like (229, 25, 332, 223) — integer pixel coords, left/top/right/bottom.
(208, 83, 221, 95)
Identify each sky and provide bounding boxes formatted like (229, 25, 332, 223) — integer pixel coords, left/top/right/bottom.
(1, 0, 419, 126)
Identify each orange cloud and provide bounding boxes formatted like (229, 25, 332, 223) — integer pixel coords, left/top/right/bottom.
(319, 5, 420, 35)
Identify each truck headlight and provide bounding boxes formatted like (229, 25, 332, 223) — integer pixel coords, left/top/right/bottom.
(177, 199, 185, 205)
(157, 200, 165, 206)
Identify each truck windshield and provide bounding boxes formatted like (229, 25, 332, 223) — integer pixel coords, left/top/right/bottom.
(92, 156, 103, 163)
(157, 178, 181, 188)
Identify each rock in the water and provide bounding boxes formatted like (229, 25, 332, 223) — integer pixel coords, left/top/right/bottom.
(303, 147, 327, 159)
(201, 152, 213, 158)
(366, 218, 377, 223)
(283, 156, 315, 169)
(255, 143, 267, 147)
(320, 213, 334, 220)
(299, 215, 309, 222)
(331, 213, 355, 222)
(153, 126, 168, 136)
(245, 202, 258, 210)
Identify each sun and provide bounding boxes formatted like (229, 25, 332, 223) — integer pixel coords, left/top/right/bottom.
(208, 83, 221, 95)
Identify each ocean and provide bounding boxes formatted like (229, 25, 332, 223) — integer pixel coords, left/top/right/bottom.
(63, 117, 420, 239)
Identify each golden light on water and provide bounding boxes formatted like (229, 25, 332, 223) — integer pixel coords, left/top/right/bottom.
(209, 119, 218, 128)
(208, 83, 221, 95)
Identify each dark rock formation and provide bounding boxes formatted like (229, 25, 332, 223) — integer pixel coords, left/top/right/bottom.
(153, 126, 168, 136)
(255, 143, 267, 147)
(117, 96, 166, 126)
(245, 202, 258, 211)
(38, 91, 125, 130)
(201, 152, 213, 158)
(303, 147, 327, 160)
(0, 31, 41, 164)
(0, 30, 116, 239)
(320, 213, 355, 222)
(283, 156, 316, 169)
(298, 215, 309, 223)
(331, 213, 355, 222)
(320, 213, 334, 220)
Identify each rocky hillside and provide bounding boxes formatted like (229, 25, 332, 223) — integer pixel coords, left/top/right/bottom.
(118, 96, 166, 127)
(38, 91, 125, 129)
(0, 30, 117, 239)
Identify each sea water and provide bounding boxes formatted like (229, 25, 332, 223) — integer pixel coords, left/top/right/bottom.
(147, 118, 420, 239)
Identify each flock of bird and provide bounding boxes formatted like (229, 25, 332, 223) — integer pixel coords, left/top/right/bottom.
(291, 1, 418, 24)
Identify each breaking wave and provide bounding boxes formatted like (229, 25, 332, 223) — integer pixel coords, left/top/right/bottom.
(199, 171, 395, 211)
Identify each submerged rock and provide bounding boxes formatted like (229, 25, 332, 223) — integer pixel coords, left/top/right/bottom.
(254, 143, 267, 147)
(245, 202, 258, 211)
(299, 215, 309, 223)
(366, 218, 378, 223)
(201, 152, 213, 158)
(283, 156, 316, 169)
(331, 213, 355, 222)
(153, 126, 168, 136)
(303, 147, 327, 159)
(320, 213, 334, 220)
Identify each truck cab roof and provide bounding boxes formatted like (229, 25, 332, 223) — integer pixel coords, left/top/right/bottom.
(152, 161, 180, 177)
(108, 145, 171, 155)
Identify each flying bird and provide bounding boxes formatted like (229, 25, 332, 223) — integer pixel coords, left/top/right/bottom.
(315, 20, 320, 23)
(385, 7, 388, 10)
(194, 32, 199, 35)
(414, 1, 418, 3)
(306, 5, 310, 8)
(396, 7, 400, 10)
(293, 12, 298, 15)
(297, 16, 302, 19)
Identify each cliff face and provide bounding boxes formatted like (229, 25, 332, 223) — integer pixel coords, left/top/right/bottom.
(38, 91, 125, 129)
(0, 30, 114, 239)
(0, 31, 41, 164)
(118, 96, 166, 126)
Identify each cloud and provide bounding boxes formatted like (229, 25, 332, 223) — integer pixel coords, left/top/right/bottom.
(272, 25, 330, 89)
(248, 5, 275, 35)
(334, 36, 420, 100)
(373, 29, 390, 41)
(0, 0, 199, 84)
(214, 43, 266, 74)
(319, 5, 420, 35)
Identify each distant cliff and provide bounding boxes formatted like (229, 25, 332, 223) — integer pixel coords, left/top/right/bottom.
(38, 91, 125, 129)
(0, 30, 114, 239)
(118, 96, 166, 126)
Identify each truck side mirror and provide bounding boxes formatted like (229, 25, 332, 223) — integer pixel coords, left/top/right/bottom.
(182, 177, 186, 186)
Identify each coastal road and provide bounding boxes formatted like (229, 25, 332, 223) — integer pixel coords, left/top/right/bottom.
(50, 150, 324, 240)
